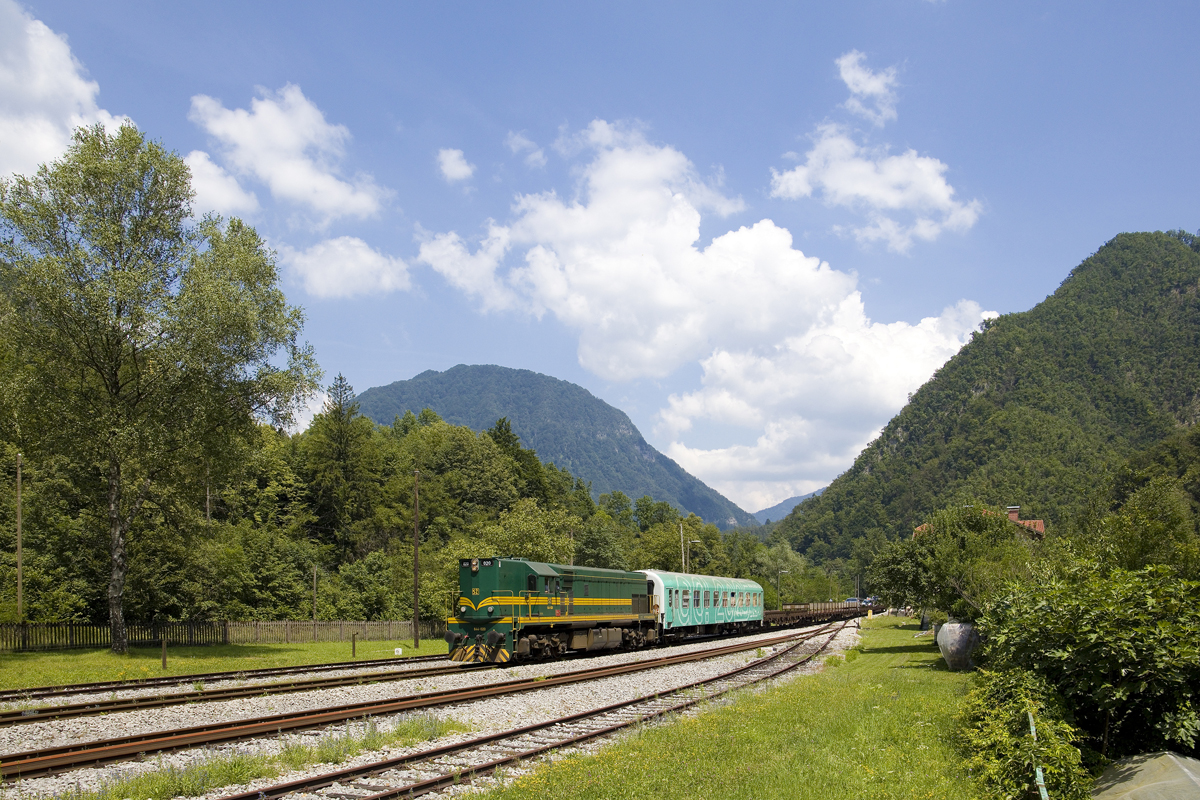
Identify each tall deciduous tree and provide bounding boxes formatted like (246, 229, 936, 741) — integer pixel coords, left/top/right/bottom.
(0, 124, 319, 652)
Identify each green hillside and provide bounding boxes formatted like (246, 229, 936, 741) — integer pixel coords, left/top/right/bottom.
(355, 365, 758, 528)
(778, 230, 1200, 561)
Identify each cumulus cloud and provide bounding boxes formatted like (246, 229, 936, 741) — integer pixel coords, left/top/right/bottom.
(437, 148, 475, 182)
(419, 120, 993, 507)
(184, 150, 259, 217)
(836, 50, 898, 126)
(279, 236, 410, 299)
(0, 0, 124, 178)
(188, 84, 387, 224)
(662, 298, 995, 510)
(771, 124, 981, 252)
(505, 132, 547, 168)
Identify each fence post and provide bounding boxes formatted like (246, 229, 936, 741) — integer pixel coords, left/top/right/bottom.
(285, 620, 291, 644)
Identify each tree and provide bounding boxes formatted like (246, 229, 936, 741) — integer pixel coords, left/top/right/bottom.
(0, 124, 319, 652)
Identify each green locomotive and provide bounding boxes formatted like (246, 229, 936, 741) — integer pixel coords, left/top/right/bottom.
(444, 556, 766, 663)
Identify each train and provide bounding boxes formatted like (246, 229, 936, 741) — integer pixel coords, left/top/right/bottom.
(443, 556, 855, 664)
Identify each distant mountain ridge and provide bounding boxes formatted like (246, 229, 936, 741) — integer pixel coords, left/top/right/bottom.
(356, 364, 758, 529)
(753, 489, 824, 524)
(778, 231, 1200, 561)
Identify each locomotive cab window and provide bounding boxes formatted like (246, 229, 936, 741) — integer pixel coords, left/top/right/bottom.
(527, 575, 537, 592)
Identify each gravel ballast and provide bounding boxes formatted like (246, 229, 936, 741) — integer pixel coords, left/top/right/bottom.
(0, 620, 864, 800)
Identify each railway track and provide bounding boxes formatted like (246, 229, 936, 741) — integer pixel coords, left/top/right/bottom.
(0, 627, 829, 780)
(0, 662, 492, 726)
(0, 654, 447, 705)
(215, 620, 853, 800)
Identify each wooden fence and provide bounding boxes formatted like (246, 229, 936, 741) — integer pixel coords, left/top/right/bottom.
(0, 619, 446, 652)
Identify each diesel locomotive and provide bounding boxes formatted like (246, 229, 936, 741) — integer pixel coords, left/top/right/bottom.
(444, 556, 765, 663)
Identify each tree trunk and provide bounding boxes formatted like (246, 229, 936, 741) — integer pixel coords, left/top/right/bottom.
(107, 464, 151, 655)
(107, 462, 129, 654)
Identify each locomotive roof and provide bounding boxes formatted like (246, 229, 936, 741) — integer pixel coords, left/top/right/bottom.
(475, 557, 647, 581)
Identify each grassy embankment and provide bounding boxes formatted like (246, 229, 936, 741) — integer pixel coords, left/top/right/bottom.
(0, 639, 447, 691)
(479, 616, 977, 800)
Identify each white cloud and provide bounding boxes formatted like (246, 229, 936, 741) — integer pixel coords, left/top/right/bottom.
(419, 120, 993, 508)
(437, 148, 475, 182)
(279, 236, 410, 299)
(505, 131, 547, 168)
(836, 50, 898, 126)
(188, 84, 387, 224)
(0, 0, 124, 178)
(771, 124, 980, 253)
(184, 150, 259, 217)
(662, 298, 995, 509)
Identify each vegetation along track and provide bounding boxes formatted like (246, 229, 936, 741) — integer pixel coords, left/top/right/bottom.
(0, 654, 448, 704)
(0, 662, 491, 726)
(217, 620, 853, 800)
(0, 626, 840, 779)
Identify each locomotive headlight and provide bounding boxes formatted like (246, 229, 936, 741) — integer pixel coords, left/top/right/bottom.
(460, 605, 467, 613)
(487, 606, 495, 615)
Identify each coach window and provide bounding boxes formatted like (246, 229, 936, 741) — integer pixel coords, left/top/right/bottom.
(721, 592, 727, 607)
(682, 590, 689, 609)
(667, 590, 672, 608)
(703, 590, 710, 608)
(694, 590, 700, 607)
(676, 589, 681, 608)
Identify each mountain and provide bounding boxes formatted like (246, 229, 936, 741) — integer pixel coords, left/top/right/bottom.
(753, 490, 824, 524)
(778, 231, 1200, 561)
(355, 364, 758, 528)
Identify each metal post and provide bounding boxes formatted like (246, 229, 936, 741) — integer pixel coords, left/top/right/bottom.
(777, 569, 790, 611)
(161, 635, 166, 670)
(352, 631, 357, 659)
(312, 565, 317, 622)
(679, 523, 685, 573)
(413, 470, 420, 649)
(15, 453, 22, 621)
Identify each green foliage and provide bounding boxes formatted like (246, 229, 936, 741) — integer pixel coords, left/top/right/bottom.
(868, 504, 1035, 621)
(957, 669, 1092, 800)
(981, 566, 1200, 757)
(355, 363, 758, 528)
(0, 124, 319, 648)
(779, 231, 1200, 565)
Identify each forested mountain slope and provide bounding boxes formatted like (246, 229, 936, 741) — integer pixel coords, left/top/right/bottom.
(778, 231, 1200, 562)
(356, 365, 757, 528)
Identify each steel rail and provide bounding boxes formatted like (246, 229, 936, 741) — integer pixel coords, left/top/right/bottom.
(0, 627, 824, 779)
(0, 663, 494, 727)
(216, 620, 851, 800)
(0, 654, 448, 704)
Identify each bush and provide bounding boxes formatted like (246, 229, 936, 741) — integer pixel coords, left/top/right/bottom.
(958, 668, 1093, 800)
(981, 565, 1200, 758)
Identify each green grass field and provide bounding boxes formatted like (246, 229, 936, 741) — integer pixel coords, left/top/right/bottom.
(478, 617, 978, 800)
(0, 638, 449, 691)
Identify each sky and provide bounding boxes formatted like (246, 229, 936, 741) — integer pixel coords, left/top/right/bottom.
(3, 1, 1199, 513)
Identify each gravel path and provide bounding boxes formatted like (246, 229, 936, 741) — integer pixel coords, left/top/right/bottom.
(0, 621, 863, 800)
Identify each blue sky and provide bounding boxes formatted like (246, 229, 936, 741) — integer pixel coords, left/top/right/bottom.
(3, 1, 1199, 512)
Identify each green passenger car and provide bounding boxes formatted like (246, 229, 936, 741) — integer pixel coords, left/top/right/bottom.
(639, 569, 764, 638)
(445, 557, 657, 663)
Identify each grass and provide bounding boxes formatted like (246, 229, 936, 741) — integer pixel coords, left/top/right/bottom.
(477, 617, 979, 800)
(44, 712, 470, 800)
(0, 639, 448, 691)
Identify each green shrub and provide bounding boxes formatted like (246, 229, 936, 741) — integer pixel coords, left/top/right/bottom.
(958, 669, 1092, 800)
(982, 565, 1200, 758)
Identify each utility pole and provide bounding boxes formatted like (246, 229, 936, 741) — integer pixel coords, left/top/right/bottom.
(16, 453, 22, 621)
(777, 568, 790, 611)
(679, 522, 685, 573)
(413, 470, 420, 649)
